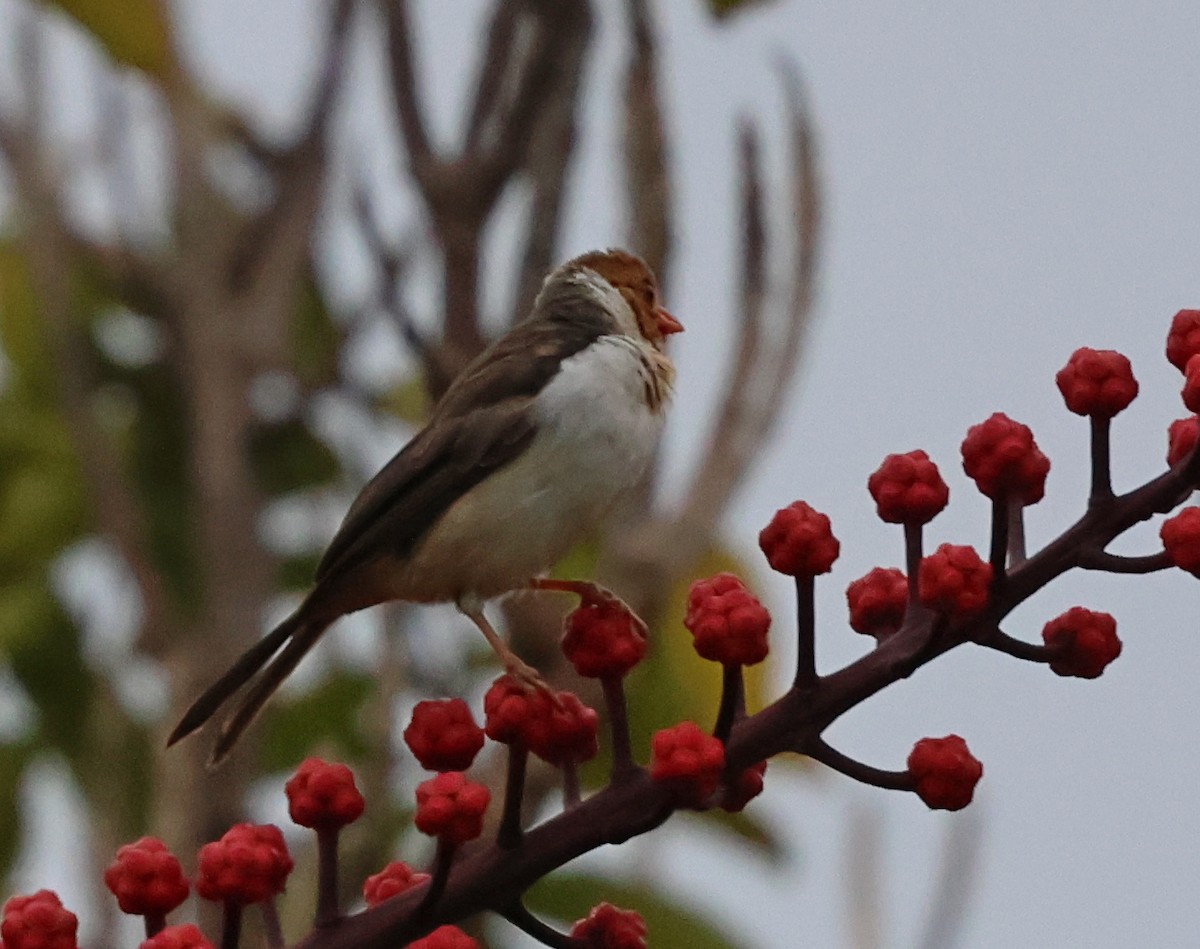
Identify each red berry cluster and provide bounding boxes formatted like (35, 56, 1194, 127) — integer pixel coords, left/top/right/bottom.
(362, 861, 431, 907)
(1166, 309, 1200, 371)
(1041, 607, 1122, 679)
(285, 758, 365, 830)
(907, 735, 983, 811)
(867, 450, 950, 524)
(649, 721, 726, 807)
(1, 890, 78, 949)
(570, 902, 648, 949)
(684, 573, 771, 666)
(140, 924, 215, 949)
(532, 691, 600, 766)
(561, 598, 647, 679)
(1161, 507, 1200, 577)
(846, 567, 908, 638)
(195, 824, 293, 905)
(103, 836, 190, 918)
(1167, 416, 1199, 466)
(918, 544, 992, 618)
(413, 772, 491, 845)
(1055, 347, 1139, 418)
(961, 412, 1050, 503)
(405, 698, 486, 772)
(758, 500, 840, 576)
(406, 925, 479, 949)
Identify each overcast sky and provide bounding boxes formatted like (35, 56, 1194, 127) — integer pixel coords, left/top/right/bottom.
(12, 0, 1200, 946)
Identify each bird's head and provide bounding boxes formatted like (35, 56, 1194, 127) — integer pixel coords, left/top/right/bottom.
(565, 249, 683, 349)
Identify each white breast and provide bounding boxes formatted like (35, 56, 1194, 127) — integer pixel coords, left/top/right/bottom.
(392, 335, 669, 604)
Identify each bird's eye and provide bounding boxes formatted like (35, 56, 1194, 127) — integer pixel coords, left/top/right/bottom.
(642, 286, 656, 305)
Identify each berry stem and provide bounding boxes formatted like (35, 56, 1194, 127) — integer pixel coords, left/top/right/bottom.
(1007, 500, 1027, 566)
(143, 912, 166, 939)
(793, 574, 817, 689)
(903, 522, 923, 594)
(416, 838, 456, 916)
(263, 899, 285, 949)
(807, 738, 914, 791)
(501, 902, 578, 948)
(988, 496, 1009, 580)
(713, 663, 744, 744)
(1078, 549, 1173, 574)
(221, 901, 243, 949)
(975, 628, 1055, 663)
(315, 825, 341, 926)
(601, 676, 637, 781)
(1090, 414, 1114, 503)
(499, 744, 529, 850)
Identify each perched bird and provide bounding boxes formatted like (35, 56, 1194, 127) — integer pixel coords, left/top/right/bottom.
(169, 249, 682, 765)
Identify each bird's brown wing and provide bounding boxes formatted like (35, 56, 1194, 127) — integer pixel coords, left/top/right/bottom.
(313, 308, 611, 586)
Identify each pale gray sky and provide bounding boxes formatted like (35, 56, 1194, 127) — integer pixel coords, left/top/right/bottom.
(12, 1, 1200, 946)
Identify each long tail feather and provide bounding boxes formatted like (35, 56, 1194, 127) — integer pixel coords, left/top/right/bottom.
(208, 620, 330, 767)
(167, 610, 303, 748)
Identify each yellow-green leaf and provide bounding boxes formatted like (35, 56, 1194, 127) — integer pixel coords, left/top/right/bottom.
(706, 0, 773, 19)
(46, 0, 173, 77)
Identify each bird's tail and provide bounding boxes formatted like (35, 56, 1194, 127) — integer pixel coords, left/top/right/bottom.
(167, 608, 332, 767)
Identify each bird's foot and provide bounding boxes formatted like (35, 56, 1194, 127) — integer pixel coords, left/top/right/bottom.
(502, 655, 562, 707)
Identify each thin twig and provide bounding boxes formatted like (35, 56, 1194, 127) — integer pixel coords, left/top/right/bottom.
(498, 744, 529, 850)
(502, 902, 578, 949)
(1090, 415, 1114, 504)
(794, 574, 817, 689)
(713, 664, 744, 744)
(807, 739, 914, 792)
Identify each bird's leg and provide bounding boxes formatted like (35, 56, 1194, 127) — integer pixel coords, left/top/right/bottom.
(527, 578, 648, 636)
(461, 605, 553, 695)
(528, 577, 621, 604)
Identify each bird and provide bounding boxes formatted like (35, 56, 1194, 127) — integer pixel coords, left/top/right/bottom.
(169, 248, 682, 765)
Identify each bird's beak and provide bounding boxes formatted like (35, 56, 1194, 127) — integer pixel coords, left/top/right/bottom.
(656, 307, 684, 336)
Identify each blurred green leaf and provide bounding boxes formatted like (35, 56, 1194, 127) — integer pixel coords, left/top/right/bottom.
(0, 242, 54, 400)
(6, 585, 93, 760)
(706, 0, 772, 19)
(527, 871, 747, 949)
(623, 544, 774, 762)
(291, 279, 342, 389)
(250, 418, 340, 495)
(378, 374, 431, 427)
(46, 0, 173, 76)
(278, 552, 323, 592)
(0, 740, 32, 880)
(259, 670, 374, 772)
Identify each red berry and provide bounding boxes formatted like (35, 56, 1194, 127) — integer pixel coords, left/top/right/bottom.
(720, 760, 768, 813)
(1167, 416, 1200, 466)
(103, 836, 190, 917)
(1055, 347, 1139, 418)
(195, 823, 293, 905)
(961, 413, 1050, 503)
(527, 691, 599, 766)
(1161, 507, 1200, 577)
(413, 772, 491, 845)
(758, 500, 840, 576)
(907, 735, 983, 811)
(561, 599, 648, 679)
(483, 674, 554, 748)
(846, 567, 908, 638)
(406, 925, 479, 949)
(140, 924, 216, 949)
(649, 721, 726, 807)
(684, 573, 771, 666)
(571, 903, 648, 949)
(285, 758, 365, 830)
(1, 891, 78, 949)
(405, 699, 486, 772)
(867, 450, 950, 524)
(1166, 308, 1200, 371)
(362, 861, 430, 907)
(918, 544, 993, 618)
(1184, 355, 1200, 414)
(1041, 607, 1122, 679)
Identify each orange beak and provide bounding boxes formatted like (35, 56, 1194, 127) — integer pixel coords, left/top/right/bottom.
(656, 307, 684, 336)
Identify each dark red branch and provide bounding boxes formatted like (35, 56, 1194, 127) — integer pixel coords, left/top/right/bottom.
(807, 739, 915, 792)
(793, 574, 817, 689)
(499, 745, 529, 850)
(315, 826, 340, 926)
(1090, 415, 1114, 503)
(713, 664, 744, 744)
